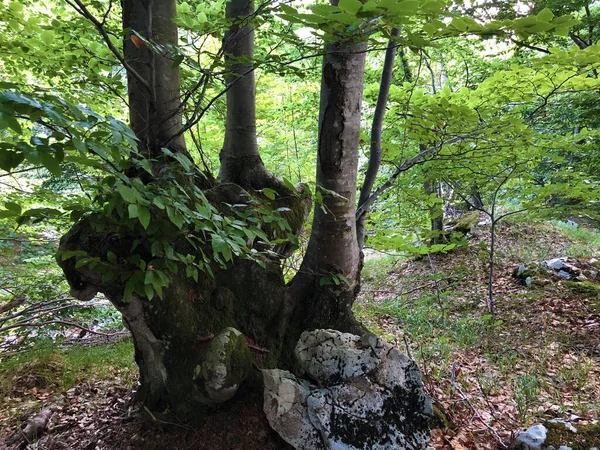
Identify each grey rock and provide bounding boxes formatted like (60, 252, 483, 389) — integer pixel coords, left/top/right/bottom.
(265, 330, 431, 450)
(548, 418, 577, 433)
(544, 259, 565, 271)
(525, 276, 533, 286)
(590, 447, 599, 450)
(307, 377, 429, 449)
(516, 265, 528, 277)
(194, 327, 252, 403)
(558, 447, 572, 450)
(263, 370, 323, 450)
(517, 423, 547, 448)
(295, 329, 384, 385)
(594, 343, 600, 354)
(546, 446, 555, 450)
(557, 270, 572, 280)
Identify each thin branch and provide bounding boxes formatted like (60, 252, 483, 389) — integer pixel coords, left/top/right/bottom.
(64, 0, 152, 93)
(0, 320, 120, 337)
(510, 38, 550, 54)
(356, 134, 474, 219)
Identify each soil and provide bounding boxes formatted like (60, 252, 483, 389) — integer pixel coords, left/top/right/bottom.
(1, 379, 291, 450)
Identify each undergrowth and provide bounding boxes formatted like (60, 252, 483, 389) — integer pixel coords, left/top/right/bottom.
(356, 217, 600, 445)
(0, 339, 136, 397)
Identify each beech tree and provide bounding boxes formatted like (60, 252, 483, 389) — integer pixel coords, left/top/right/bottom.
(0, 0, 590, 419)
(48, 0, 370, 415)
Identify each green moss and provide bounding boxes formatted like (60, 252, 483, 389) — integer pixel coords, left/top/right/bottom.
(565, 280, 600, 297)
(430, 405, 452, 429)
(451, 211, 480, 234)
(544, 421, 600, 449)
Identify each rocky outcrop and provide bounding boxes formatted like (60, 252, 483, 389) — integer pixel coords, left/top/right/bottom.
(513, 257, 600, 286)
(263, 329, 431, 450)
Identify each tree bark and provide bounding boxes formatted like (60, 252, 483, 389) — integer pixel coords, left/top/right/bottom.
(357, 28, 400, 250)
(218, 0, 282, 190)
(288, 24, 367, 335)
(123, 0, 186, 157)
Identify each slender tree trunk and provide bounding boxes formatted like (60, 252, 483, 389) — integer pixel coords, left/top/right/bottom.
(357, 28, 400, 250)
(123, 0, 186, 157)
(425, 178, 445, 245)
(289, 22, 368, 334)
(488, 218, 496, 317)
(217, 0, 282, 190)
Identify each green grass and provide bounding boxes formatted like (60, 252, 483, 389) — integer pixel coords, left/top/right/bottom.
(0, 339, 137, 396)
(361, 254, 403, 290)
(552, 220, 600, 257)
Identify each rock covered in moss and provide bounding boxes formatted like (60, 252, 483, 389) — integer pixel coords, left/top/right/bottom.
(263, 329, 431, 450)
(194, 327, 253, 403)
(448, 211, 480, 235)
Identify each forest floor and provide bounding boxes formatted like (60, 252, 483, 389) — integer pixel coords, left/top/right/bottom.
(1, 217, 599, 449)
(356, 218, 600, 449)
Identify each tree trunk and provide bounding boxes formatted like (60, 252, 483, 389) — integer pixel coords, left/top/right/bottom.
(357, 28, 400, 250)
(288, 24, 367, 335)
(425, 179, 445, 245)
(58, 0, 367, 419)
(123, 0, 186, 157)
(217, 0, 282, 190)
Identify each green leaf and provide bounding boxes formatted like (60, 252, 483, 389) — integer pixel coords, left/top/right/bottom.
(0, 150, 25, 171)
(128, 203, 139, 218)
(40, 29, 55, 44)
(451, 18, 467, 31)
(151, 241, 162, 256)
(4, 202, 21, 214)
(118, 184, 137, 203)
(60, 250, 87, 261)
(138, 205, 150, 229)
(144, 282, 155, 300)
(106, 251, 117, 264)
(262, 188, 277, 200)
(536, 7, 554, 22)
(166, 207, 184, 229)
(338, 0, 362, 14)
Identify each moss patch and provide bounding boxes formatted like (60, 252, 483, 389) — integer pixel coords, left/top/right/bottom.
(565, 280, 600, 297)
(451, 211, 480, 235)
(544, 421, 600, 449)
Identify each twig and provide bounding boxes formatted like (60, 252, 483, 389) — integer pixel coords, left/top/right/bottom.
(0, 320, 120, 337)
(64, 0, 152, 93)
(450, 362, 508, 448)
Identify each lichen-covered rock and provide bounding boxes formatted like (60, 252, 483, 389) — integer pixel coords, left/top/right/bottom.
(194, 327, 252, 403)
(294, 330, 383, 385)
(264, 329, 431, 450)
(262, 369, 323, 450)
